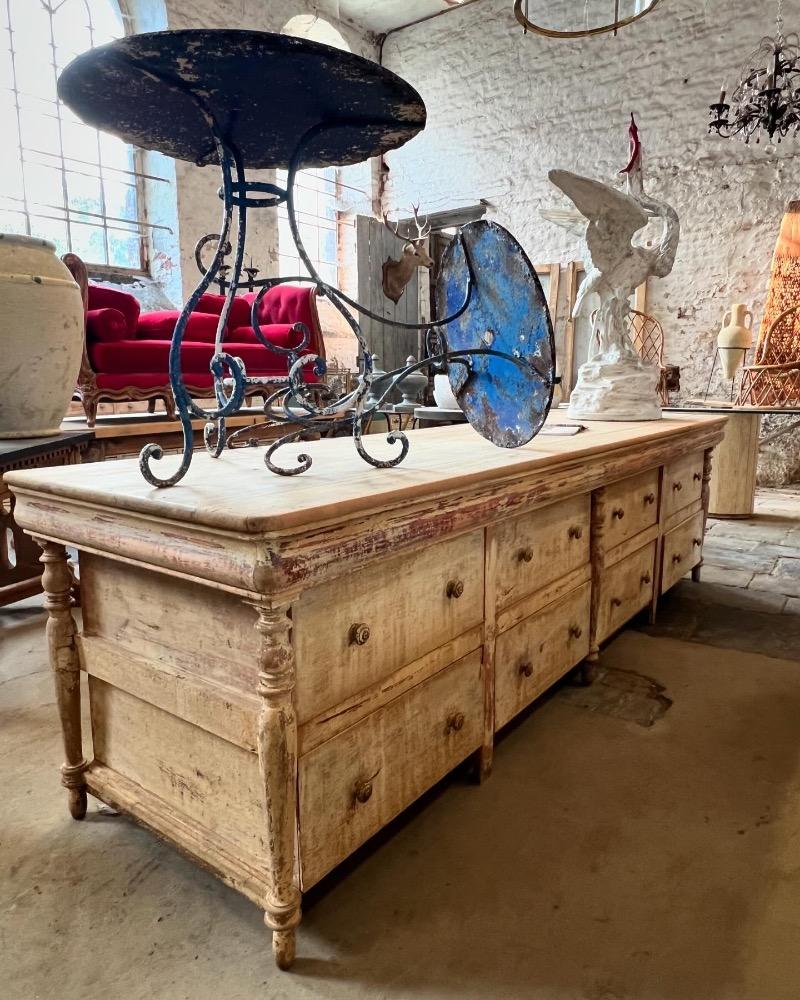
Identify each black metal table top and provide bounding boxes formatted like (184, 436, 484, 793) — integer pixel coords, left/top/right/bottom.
(57, 29, 426, 169)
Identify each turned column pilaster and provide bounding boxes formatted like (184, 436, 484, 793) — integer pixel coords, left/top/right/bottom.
(581, 487, 606, 686)
(692, 447, 714, 583)
(36, 539, 88, 820)
(250, 599, 301, 971)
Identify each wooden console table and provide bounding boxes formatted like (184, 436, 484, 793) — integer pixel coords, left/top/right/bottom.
(6, 414, 725, 969)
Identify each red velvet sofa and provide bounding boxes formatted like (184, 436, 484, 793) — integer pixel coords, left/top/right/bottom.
(68, 268, 325, 426)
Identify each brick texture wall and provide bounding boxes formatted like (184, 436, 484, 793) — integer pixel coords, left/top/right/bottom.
(383, 0, 800, 483)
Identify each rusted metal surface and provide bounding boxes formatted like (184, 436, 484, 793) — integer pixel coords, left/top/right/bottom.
(56, 30, 427, 169)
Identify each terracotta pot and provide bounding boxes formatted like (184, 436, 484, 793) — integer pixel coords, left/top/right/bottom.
(0, 234, 84, 438)
(717, 303, 753, 379)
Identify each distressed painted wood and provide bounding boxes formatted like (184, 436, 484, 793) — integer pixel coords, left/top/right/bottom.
(7, 414, 726, 971)
(37, 539, 88, 819)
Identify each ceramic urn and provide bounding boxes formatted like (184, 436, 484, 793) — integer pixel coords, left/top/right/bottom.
(0, 234, 84, 438)
(717, 303, 754, 380)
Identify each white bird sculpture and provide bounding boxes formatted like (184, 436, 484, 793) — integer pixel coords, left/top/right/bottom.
(548, 116, 680, 419)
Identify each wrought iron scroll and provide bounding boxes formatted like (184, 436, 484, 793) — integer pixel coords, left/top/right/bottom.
(138, 114, 555, 486)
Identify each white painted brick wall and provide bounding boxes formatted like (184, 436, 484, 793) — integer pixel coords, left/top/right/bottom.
(383, 0, 800, 482)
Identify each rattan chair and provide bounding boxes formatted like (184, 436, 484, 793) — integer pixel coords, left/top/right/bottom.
(628, 309, 674, 405)
(737, 304, 800, 406)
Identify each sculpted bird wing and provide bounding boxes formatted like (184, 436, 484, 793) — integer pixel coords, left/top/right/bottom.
(548, 169, 648, 241)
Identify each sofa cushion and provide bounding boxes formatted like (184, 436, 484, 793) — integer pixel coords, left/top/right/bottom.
(226, 323, 307, 351)
(87, 307, 128, 343)
(137, 310, 221, 343)
(197, 293, 251, 330)
(87, 285, 140, 335)
(89, 338, 309, 378)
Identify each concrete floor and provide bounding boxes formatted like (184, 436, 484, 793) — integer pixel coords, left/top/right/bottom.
(2, 492, 800, 1000)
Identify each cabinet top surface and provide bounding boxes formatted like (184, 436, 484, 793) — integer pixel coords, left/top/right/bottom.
(5, 414, 725, 535)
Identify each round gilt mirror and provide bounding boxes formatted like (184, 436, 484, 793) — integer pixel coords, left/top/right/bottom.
(514, 0, 662, 38)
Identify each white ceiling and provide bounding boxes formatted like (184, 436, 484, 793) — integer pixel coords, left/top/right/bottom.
(322, 0, 467, 35)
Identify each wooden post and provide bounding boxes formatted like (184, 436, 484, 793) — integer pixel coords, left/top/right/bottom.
(37, 539, 88, 820)
(251, 600, 302, 971)
(692, 448, 714, 582)
(478, 529, 497, 782)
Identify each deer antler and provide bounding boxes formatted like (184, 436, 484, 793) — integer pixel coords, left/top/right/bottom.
(382, 212, 401, 238)
(411, 204, 431, 242)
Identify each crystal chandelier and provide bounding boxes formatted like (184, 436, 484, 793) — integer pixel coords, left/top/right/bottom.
(708, 0, 800, 145)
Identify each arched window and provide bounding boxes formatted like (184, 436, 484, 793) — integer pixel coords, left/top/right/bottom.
(1, 0, 146, 271)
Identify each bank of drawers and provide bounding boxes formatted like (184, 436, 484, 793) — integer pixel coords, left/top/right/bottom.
(293, 529, 484, 722)
(495, 582, 591, 730)
(663, 451, 704, 521)
(661, 510, 705, 593)
(298, 649, 484, 889)
(601, 468, 659, 551)
(494, 494, 590, 609)
(596, 541, 657, 643)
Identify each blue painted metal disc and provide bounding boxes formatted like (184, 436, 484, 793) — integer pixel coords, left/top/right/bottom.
(436, 221, 555, 448)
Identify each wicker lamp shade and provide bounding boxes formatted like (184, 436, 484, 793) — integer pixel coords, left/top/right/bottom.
(758, 201, 800, 355)
(737, 201, 800, 406)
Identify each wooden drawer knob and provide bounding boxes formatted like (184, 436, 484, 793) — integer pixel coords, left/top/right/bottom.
(641, 572, 652, 585)
(693, 472, 702, 482)
(612, 508, 625, 520)
(349, 622, 371, 646)
(518, 546, 534, 563)
(693, 537, 702, 547)
(353, 779, 373, 805)
(446, 711, 465, 733)
(610, 597, 623, 608)
(446, 579, 464, 599)
(568, 624, 583, 639)
(643, 492, 656, 505)
(672, 481, 683, 492)
(518, 661, 534, 678)
(568, 525, 583, 540)
(672, 554, 682, 565)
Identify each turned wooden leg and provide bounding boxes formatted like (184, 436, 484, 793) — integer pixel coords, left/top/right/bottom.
(82, 396, 98, 429)
(37, 539, 88, 820)
(251, 601, 302, 971)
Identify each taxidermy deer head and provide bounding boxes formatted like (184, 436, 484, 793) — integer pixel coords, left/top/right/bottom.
(381, 205, 434, 304)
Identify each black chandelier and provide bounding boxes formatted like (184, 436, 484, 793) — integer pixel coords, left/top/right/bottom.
(709, 0, 800, 145)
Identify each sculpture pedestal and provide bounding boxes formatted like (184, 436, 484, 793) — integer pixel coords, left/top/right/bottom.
(568, 358, 661, 421)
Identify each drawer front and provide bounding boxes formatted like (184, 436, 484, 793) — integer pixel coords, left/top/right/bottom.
(601, 469, 659, 551)
(494, 494, 590, 609)
(661, 510, 705, 594)
(298, 650, 483, 889)
(293, 530, 484, 722)
(495, 582, 591, 730)
(663, 450, 704, 520)
(596, 541, 656, 643)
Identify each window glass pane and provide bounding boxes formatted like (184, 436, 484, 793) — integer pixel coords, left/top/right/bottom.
(61, 115, 100, 164)
(0, 35, 14, 90)
(18, 96, 61, 156)
(99, 130, 133, 173)
(67, 170, 102, 215)
(24, 161, 63, 213)
(0, 209, 26, 234)
(107, 230, 139, 269)
(71, 218, 106, 263)
(29, 213, 67, 254)
(103, 176, 137, 221)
